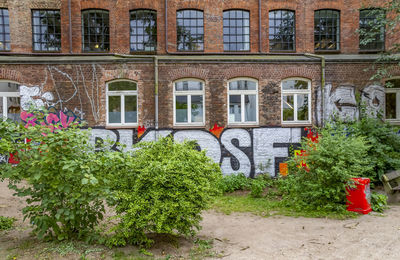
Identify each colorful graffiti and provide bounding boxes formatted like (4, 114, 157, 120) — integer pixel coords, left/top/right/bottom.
(20, 107, 80, 129)
(89, 127, 304, 177)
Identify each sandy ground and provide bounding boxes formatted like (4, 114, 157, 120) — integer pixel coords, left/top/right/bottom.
(1, 180, 400, 260)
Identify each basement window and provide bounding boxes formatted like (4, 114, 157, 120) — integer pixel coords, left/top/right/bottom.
(281, 78, 311, 124)
(385, 79, 400, 123)
(0, 81, 21, 122)
(32, 9, 61, 52)
(107, 80, 138, 126)
(228, 78, 258, 125)
(174, 79, 205, 126)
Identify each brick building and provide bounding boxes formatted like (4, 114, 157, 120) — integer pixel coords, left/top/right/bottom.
(0, 0, 399, 176)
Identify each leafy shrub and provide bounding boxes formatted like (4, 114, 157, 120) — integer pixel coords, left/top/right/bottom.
(281, 123, 371, 212)
(107, 137, 222, 247)
(0, 119, 22, 170)
(218, 173, 251, 193)
(351, 117, 400, 182)
(2, 118, 110, 241)
(371, 192, 388, 213)
(0, 216, 15, 231)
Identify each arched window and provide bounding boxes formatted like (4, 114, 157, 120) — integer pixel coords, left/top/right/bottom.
(223, 10, 250, 51)
(0, 81, 20, 122)
(130, 9, 157, 52)
(359, 9, 385, 51)
(176, 9, 204, 51)
(82, 9, 110, 52)
(228, 78, 258, 124)
(173, 79, 205, 125)
(281, 78, 311, 124)
(269, 10, 295, 51)
(106, 80, 138, 126)
(385, 79, 400, 122)
(314, 9, 340, 51)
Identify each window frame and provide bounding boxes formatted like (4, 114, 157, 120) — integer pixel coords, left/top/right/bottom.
(129, 9, 157, 53)
(106, 79, 138, 127)
(359, 8, 385, 52)
(314, 9, 340, 52)
(0, 80, 20, 120)
(223, 9, 251, 52)
(31, 9, 62, 52)
(385, 78, 400, 124)
(173, 78, 205, 126)
(176, 9, 204, 52)
(268, 9, 296, 52)
(281, 78, 312, 125)
(0, 8, 10, 51)
(227, 77, 259, 126)
(81, 9, 110, 53)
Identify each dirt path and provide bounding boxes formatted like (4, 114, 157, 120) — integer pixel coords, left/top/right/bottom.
(2, 179, 400, 259)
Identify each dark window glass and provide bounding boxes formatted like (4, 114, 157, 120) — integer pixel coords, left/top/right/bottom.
(130, 9, 157, 52)
(359, 9, 385, 51)
(269, 10, 295, 51)
(314, 9, 340, 51)
(82, 9, 109, 52)
(176, 9, 204, 51)
(0, 9, 10, 51)
(223, 10, 250, 51)
(32, 10, 61, 52)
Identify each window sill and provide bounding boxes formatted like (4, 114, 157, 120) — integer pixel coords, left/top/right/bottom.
(106, 125, 138, 129)
(385, 120, 400, 126)
(281, 122, 312, 128)
(314, 50, 341, 54)
(358, 49, 385, 54)
(173, 124, 205, 129)
(227, 123, 259, 128)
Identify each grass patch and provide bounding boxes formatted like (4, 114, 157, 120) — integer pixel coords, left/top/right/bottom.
(212, 193, 359, 219)
(0, 216, 15, 231)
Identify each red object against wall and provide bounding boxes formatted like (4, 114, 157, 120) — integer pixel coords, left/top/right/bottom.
(346, 178, 372, 214)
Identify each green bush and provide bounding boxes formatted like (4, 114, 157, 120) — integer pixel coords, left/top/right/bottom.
(282, 123, 372, 212)
(0, 216, 15, 231)
(371, 192, 388, 213)
(2, 119, 111, 241)
(218, 173, 251, 193)
(107, 137, 222, 247)
(351, 117, 400, 182)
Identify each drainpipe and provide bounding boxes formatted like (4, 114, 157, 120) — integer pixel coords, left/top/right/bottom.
(154, 56, 159, 132)
(165, 0, 168, 54)
(258, 0, 262, 53)
(304, 53, 325, 127)
(68, 0, 72, 53)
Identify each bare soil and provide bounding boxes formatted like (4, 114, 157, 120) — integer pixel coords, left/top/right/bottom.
(1, 180, 400, 260)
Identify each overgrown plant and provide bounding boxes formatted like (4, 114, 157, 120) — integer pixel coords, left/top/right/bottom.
(281, 123, 372, 212)
(107, 137, 222, 247)
(0, 216, 15, 231)
(2, 115, 111, 241)
(371, 192, 388, 213)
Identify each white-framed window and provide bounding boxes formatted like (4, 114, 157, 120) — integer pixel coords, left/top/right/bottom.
(173, 79, 205, 126)
(106, 80, 138, 126)
(385, 79, 400, 123)
(281, 78, 311, 124)
(0, 81, 21, 122)
(227, 78, 258, 125)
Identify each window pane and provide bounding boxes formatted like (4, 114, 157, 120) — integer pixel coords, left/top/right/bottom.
(229, 80, 256, 90)
(176, 95, 188, 123)
(175, 81, 203, 91)
(32, 10, 61, 51)
(229, 95, 241, 122)
(130, 10, 157, 52)
(82, 10, 109, 52)
(297, 94, 309, 121)
(314, 9, 340, 50)
(359, 9, 385, 50)
(269, 10, 295, 51)
(191, 95, 203, 123)
(282, 80, 308, 90)
(0, 97, 3, 117)
(125, 95, 137, 123)
(108, 96, 121, 123)
(7, 97, 21, 122)
(283, 95, 294, 121)
(108, 81, 137, 91)
(244, 94, 256, 122)
(177, 9, 204, 51)
(385, 93, 396, 119)
(223, 10, 250, 51)
(0, 9, 10, 51)
(0, 82, 19, 92)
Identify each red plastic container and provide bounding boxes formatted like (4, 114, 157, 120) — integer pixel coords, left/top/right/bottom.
(346, 178, 372, 214)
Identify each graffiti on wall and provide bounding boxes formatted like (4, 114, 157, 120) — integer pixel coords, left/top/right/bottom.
(89, 126, 304, 177)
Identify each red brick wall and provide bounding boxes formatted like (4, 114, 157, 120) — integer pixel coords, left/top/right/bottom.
(0, 0, 396, 54)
